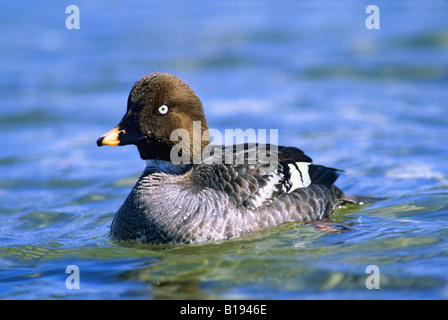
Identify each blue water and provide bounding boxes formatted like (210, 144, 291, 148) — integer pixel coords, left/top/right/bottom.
(1, 1, 447, 299)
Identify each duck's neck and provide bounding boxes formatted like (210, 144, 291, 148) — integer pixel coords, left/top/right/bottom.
(137, 140, 173, 162)
(145, 159, 192, 174)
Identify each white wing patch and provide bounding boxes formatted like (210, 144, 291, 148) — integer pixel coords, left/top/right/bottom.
(288, 162, 311, 192)
(251, 174, 282, 208)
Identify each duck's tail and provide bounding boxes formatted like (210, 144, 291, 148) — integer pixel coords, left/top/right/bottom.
(340, 194, 387, 205)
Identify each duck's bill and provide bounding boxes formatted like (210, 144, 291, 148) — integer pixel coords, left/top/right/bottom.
(97, 125, 145, 147)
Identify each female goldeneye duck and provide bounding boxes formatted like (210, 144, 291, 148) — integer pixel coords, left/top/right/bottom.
(97, 72, 365, 244)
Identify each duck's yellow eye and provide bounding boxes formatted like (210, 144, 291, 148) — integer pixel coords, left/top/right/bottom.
(158, 105, 169, 115)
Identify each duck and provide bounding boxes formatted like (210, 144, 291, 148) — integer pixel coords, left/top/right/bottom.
(97, 72, 361, 244)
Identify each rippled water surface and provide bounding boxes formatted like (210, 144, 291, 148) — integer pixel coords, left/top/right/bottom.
(1, 1, 448, 299)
